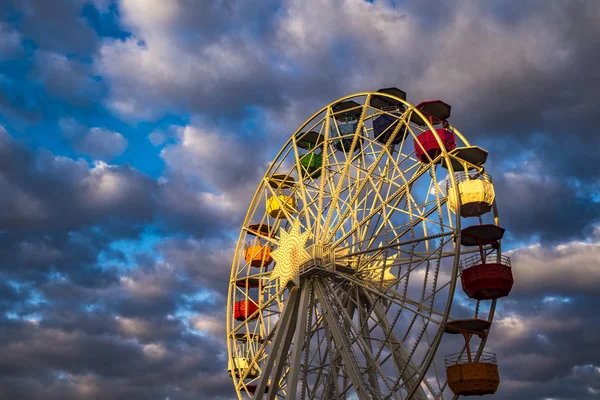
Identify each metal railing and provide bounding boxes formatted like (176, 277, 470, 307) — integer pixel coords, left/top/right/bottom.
(310, 244, 336, 269)
(447, 171, 493, 190)
(460, 254, 511, 271)
(445, 351, 497, 367)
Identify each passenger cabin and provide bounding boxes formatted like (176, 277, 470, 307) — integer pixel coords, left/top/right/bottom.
(369, 87, 407, 110)
(458, 223, 513, 300)
(447, 172, 495, 218)
(266, 174, 297, 219)
(296, 131, 324, 179)
(370, 87, 408, 146)
(412, 100, 456, 163)
(444, 319, 500, 396)
(233, 299, 259, 322)
(331, 100, 363, 152)
(460, 254, 513, 300)
(229, 335, 261, 380)
(244, 223, 274, 268)
(228, 357, 259, 379)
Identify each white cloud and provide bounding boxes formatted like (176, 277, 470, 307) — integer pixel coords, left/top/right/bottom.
(506, 237, 600, 295)
(143, 343, 167, 359)
(158, 121, 268, 221)
(58, 119, 128, 160)
(116, 315, 151, 337)
(191, 315, 224, 337)
(119, 262, 176, 299)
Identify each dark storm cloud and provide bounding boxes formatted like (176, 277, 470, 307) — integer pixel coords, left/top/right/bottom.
(489, 294, 600, 400)
(474, 233, 600, 400)
(494, 167, 600, 242)
(0, 126, 149, 285)
(0, 316, 229, 400)
(0, 241, 230, 399)
(155, 121, 270, 237)
(158, 236, 235, 295)
(97, 0, 600, 138)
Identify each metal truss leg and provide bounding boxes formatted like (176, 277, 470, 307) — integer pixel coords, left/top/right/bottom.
(324, 290, 355, 399)
(365, 291, 428, 400)
(313, 280, 372, 400)
(286, 282, 312, 400)
(255, 287, 300, 400)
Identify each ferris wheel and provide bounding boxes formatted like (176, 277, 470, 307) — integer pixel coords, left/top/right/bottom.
(226, 88, 514, 399)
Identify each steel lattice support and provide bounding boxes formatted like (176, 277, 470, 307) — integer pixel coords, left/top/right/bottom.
(363, 289, 429, 400)
(286, 281, 313, 400)
(255, 287, 300, 400)
(313, 280, 373, 400)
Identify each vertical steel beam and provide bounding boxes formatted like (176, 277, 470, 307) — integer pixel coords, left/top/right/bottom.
(286, 282, 312, 400)
(324, 290, 355, 398)
(313, 280, 372, 400)
(255, 287, 300, 400)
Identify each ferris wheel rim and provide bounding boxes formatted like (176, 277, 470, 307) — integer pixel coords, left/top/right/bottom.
(226, 91, 498, 399)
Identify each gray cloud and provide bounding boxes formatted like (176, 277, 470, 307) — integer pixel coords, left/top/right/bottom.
(93, 0, 600, 245)
(0, 23, 23, 61)
(1, 1, 600, 399)
(0, 129, 153, 232)
(30, 51, 104, 106)
(7, 0, 99, 55)
(74, 127, 128, 160)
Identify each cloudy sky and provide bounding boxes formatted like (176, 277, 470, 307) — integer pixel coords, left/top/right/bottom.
(0, 0, 599, 399)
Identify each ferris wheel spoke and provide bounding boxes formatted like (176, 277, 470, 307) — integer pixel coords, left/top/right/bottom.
(422, 323, 444, 396)
(359, 278, 443, 322)
(314, 108, 333, 244)
(325, 280, 403, 397)
(357, 291, 383, 395)
(331, 161, 434, 249)
(361, 288, 430, 400)
(337, 231, 453, 265)
(320, 101, 369, 241)
(323, 138, 402, 245)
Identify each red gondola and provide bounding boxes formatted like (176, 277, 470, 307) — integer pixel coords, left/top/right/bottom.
(414, 129, 456, 163)
(234, 300, 259, 321)
(461, 254, 513, 300)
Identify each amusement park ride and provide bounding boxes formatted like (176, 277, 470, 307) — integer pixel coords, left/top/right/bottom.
(226, 88, 514, 399)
